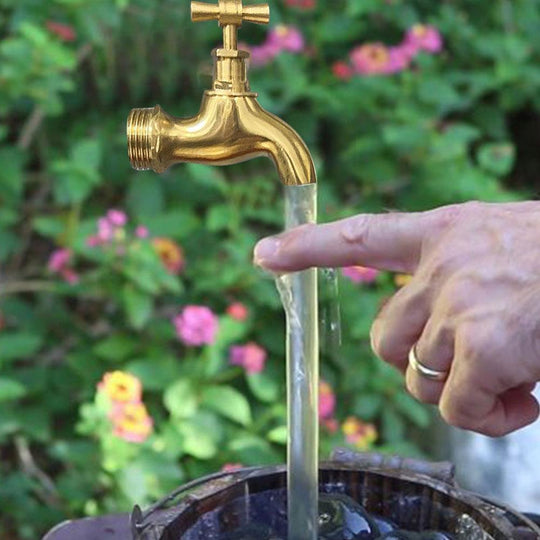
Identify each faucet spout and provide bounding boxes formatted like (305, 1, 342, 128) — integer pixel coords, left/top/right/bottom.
(127, 92, 316, 186)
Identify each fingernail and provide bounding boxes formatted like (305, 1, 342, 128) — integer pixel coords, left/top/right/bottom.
(370, 320, 381, 356)
(254, 237, 281, 266)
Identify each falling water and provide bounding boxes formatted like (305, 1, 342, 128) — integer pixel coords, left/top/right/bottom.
(276, 183, 319, 540)
(319, 267, 342, 361)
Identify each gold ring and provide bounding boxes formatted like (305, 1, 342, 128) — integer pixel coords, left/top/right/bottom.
(408, 345, 448, 382)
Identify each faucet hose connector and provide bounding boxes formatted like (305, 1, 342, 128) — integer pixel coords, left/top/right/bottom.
(127, 107, 159, 171)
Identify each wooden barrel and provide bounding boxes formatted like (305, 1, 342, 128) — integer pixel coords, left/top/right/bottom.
(131, 451, 540, 540)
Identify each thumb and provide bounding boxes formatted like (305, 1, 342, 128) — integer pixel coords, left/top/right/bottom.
(254, 211, 439, 273)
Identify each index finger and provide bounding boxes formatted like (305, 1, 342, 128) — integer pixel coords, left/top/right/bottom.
(254, 209, 446, 273)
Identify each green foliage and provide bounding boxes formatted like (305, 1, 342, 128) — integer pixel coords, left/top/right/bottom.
(1, 0, 540, 537)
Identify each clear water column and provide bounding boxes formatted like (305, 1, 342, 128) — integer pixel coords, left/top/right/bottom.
(277, 184, 319, 540)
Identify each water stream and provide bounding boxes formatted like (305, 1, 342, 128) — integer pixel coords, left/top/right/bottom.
(276, 183, 319, 540)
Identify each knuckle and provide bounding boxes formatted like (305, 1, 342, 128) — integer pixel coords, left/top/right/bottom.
(422, 251, 461, 284)
(438, 277, 476, 316)
(439, 402, 471, 430)
(456, 323, 485, 361)
(341, 214, 370, 248)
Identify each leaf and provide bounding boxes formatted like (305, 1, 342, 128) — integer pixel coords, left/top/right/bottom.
(33, 216, 66, 239)
(142, 211, 199, 240)
(201, 385, 252, 426)
(122, 285, 153, 329)
(393, 392, 432, 428)
(0, 333, 43, 364)
(267, 425, 287, 445)
(93, 334, 137, 362)
(126, 356, 181, 391)
(417, 78, 462, 112)
(214, 317, 247, 348)
(246, 371, 279, 403)
(381, 406, 405, 444)
(477, 142, 516, 176)
(227, 434, 281, 465)
(174, 412, 223, 460)
(0, 147, 24, 203)
(206, 204, 238, 232)
(352, 393, 383, 421)
(71, 139, 101, 171)
(177, 420, 217, 460)
(126, 173, 165, 217)
(164, 379, 198, 419)
(0, 378, 26, 401)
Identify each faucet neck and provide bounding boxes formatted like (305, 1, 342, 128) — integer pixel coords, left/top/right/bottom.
(212, 48, 253, 95)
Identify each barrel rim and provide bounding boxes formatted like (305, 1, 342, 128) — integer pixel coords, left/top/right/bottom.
(132, 462, 540, 539)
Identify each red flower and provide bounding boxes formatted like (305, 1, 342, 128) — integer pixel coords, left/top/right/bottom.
(46, 21, 76, 42)
(332, 61, 353, 80)
(227, 302, 249, 322)
(285, 0, 316, 9)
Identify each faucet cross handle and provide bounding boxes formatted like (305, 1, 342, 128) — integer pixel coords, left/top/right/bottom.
(192, 0, 270, 50)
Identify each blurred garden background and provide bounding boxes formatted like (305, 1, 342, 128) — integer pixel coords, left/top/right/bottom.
(2, 0, 540, 537)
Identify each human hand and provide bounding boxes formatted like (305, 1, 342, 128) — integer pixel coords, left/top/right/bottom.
(254, 201, 540, 437)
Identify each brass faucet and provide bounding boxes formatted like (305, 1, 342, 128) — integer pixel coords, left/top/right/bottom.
(127, 0, 316, 186)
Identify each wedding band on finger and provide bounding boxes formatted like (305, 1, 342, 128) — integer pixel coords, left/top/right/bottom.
(408, 345, 449, 382)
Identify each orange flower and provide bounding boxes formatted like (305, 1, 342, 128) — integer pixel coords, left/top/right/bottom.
(153, 237, 184, 274)
(221, 463, 244, 473)
(110, 402, 153, 443)
(342, 417, 378, 450)
(98, 371, 142, 403)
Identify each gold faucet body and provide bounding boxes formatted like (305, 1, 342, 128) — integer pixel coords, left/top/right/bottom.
(127, 0, 316, 186)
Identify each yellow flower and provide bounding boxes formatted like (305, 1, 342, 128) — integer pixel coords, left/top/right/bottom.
(394, 273, 413, 288)
(342, 416, 378, 450)
(98, 371, 142, 403)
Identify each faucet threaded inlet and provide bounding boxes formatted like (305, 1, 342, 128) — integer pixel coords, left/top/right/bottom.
(127, 107, 158, 171)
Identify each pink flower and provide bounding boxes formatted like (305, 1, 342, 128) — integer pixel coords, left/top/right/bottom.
(342, 266, 380, 284)
(135, 225, 149, 239)
(332, 61, 353, 80)
(86, 235, 101, 247)
(319, 380, 336, 420)
(61, 268, 79, 285)
(267, 25, 304, 53)
(97, 217, 114, 242)
(107, 209, 127, 227)
(87, 210, 130, 248)
(230, 342, 267, 375)
(173, 306, 219, 347)
(48, 248, 79, 284)
(404, 24, 443, 54)
(249, 43, 280, 66)
(46, 21, 76, 42)
(350, 43, 393, 75)
(386, 45, 412, 73)
(48, 248, 71, 273)
(227, 302, 249, 322)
